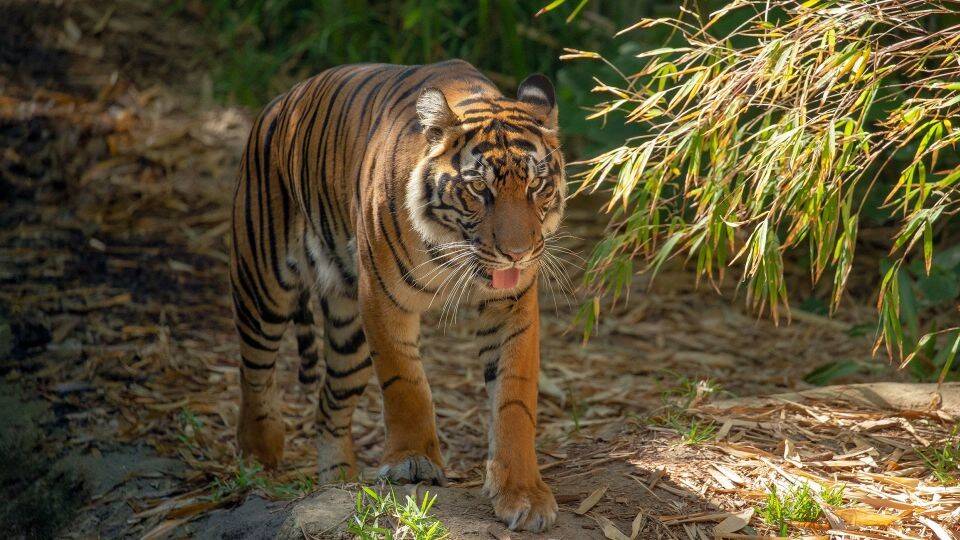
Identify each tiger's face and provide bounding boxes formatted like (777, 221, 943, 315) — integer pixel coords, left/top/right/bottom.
(407, 75, 565, 290)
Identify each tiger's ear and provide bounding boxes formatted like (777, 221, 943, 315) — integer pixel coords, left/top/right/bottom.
(517, 74, 557, 130)
(416, 88, 459, 143)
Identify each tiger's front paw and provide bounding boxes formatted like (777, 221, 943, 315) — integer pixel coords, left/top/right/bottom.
(483, 460, 557, 532)
(378, 451, 447, 486)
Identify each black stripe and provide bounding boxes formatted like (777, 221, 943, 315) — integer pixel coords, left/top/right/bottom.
(476, 323, 503, 337)
(499, 399, 536, 425)
(322, 385, 351, 410)
(300, 351, 320, 369)
(484, 360, 498, 383)
(501, 322, 532, 348)
(328, 327, 366, 355)
(236, 324, 281, 353)
(296, 333, 315, 353)
(298, 370, 320, 384)
(328, 384, 367, 401)
(363, 241, 413, 313)
(242, 355, 275, 370)
(320, 297, 358, 329)
(326, 356, 372, 378)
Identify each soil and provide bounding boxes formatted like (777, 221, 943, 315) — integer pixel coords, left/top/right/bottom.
(2, 2, 957, 539)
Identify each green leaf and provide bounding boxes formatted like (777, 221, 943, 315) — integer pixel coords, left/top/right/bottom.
(565, 0, 589, 23)
(804, 360, 861, 386)
(936, 330, 960, 385)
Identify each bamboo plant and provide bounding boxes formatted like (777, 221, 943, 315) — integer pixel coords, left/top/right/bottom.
(568, 0, 960, 379)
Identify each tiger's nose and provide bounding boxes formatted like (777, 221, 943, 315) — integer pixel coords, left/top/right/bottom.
(505, 246, 530, 262)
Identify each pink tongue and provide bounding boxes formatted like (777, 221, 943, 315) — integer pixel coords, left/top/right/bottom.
(491, 268, 521, 289)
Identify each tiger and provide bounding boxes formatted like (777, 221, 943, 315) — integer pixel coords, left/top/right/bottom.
(230, 59, 566, 532)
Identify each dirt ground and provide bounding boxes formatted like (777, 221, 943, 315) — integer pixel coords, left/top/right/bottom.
(2, 2, 958, 539)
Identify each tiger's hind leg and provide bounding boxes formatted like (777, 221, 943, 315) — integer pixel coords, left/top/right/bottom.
(314, 291, 373, 483)
(231, 101, 301, 469)
(232, 251, 299, 470)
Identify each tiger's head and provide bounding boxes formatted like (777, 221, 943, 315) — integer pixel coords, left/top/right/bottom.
(407, 75, 565, 290)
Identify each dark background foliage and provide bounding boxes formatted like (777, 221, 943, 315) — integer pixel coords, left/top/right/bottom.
(183, 0, 675, 157)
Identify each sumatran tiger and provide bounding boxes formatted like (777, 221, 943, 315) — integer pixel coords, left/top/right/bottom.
(230, 59, 566, 531)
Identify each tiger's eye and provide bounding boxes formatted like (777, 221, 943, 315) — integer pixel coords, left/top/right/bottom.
(469, 179, 486, 192)
(529, 176, 544, 191)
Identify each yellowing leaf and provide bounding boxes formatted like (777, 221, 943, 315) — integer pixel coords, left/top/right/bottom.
(713, 508, 754, 534)
(630, 510, 646, 539)
(575, 485, 608, 515)
(597, 515, 630, 540)
(833, 508, 904, 526)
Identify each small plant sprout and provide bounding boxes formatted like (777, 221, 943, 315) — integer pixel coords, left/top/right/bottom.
(679, 418, 717, 446)
(917, 427, 960, 485)
(177, 407, 203, 449)
(760, 482, 845, 535)
(565, 386, 586, 434)
(349, 486, 448, 540)
(822, 484, 846, 507)
(660, 408, 717, 446)
(660, 373, 722, 409)
(210, 462, 316, 502)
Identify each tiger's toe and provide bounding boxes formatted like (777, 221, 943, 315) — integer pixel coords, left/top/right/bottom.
(378, 452, 447, 486)
(488, 480, 557, 532)
(483, 461, 557, 532)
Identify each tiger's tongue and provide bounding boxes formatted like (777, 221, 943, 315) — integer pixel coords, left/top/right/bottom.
(491, 268, 520, 289)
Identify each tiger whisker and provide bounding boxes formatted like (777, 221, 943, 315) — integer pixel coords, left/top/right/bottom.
(544, 251, 578, 295)
(537, 259, 562, 316)
(403, 248, 473, 280)
(427, 256, 475, 311)
(418, 251, 477, 287)
(540, 252, 577, 303)
(440, 261, 477, 329)
(544, 245, 585, 266)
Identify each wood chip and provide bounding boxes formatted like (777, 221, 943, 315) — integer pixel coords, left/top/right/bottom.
(630, 510, 646, 539)
(917, 515, 954, 540)
(575, 485, 607, 515)
(596, 515, 629, 540)
(713, 508, 754, 535)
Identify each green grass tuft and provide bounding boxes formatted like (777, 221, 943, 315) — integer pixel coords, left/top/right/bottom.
(822, 484, 846, 507)
(760, 482, 844, 536)
(211, 461, 316, 501)
(917, 429, 960, 485)
(660, 374, 721, 408)
(349, 486, 448, 540)
(651, 375, 720, 445)
(662, 411, 717, 446)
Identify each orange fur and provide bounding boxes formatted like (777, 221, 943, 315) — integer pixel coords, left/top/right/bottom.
(231, 60, 565, 531)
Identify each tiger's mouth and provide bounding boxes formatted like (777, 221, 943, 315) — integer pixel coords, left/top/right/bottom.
(487, 267, 521, 289)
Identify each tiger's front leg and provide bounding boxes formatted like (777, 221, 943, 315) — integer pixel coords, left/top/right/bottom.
(359, 274, 446, 486)
(478, 281, 557, 532)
